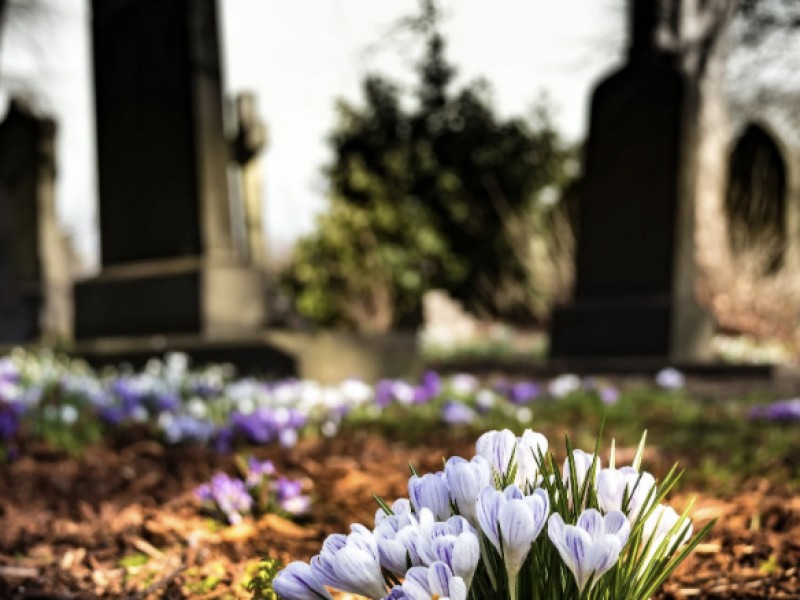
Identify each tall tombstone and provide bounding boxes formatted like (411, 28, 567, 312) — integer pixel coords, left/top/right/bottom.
(0, 99, 71, 344)
(550, 0, 731, 362)
(75, 0, 267, 339)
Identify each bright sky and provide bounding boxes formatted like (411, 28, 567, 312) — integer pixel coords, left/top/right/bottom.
(0, 0, 625, 269)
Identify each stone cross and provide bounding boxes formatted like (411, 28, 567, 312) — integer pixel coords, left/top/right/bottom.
(232, 92, 269, 268)
(0, 99, 71, 343)
(629, 0, 737, 76)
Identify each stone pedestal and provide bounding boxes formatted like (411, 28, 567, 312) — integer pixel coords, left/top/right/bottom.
(75, 257, 265, 338)
(75, 0, 267, 341)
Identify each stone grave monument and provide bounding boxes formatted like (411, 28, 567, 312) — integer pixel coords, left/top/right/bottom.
(0, 99, 71, 344)
(75, 0, 292, 373)
(550, 0, 736, 364)
(76, 0, 265, 339)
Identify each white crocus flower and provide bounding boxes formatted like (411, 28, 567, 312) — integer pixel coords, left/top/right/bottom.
(638, 504, 693, 574)
(374, 510, 427, 575)
(402, 561, 467, 600)
(429, 528, 480, 588)
(547, 509, 630, 593)
(273, 561, 333, 600)
(643, 504, 692, 545)
(548, 373, 581, 398)
(310, 525, 386, 599)
(515, 429, 548, 491)
(374, 498, 412, 527)
(476, 485, 549, 600)
(563, 449, 600, 508)
(596, 466, 657, 522)
(475, 429, 517, 481)
(409, 472, 451, 521)
(445, 455, 491, 526)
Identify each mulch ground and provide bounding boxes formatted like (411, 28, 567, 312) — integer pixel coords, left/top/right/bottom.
(0, 432, 798, 599)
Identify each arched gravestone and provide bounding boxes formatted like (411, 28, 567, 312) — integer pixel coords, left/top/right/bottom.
(725, 123, 788, 273)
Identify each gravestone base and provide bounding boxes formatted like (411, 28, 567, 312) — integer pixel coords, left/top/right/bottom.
(75, 257, 267, 339)
(0, 279, 43, 344)
(550, 295, 673, 358)
(72, 330, 420, 382)
(73, 333, 296, 378)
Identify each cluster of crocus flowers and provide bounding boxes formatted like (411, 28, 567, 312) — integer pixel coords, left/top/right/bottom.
(196, 457, 310, 524)
(273, 428, 711, 600)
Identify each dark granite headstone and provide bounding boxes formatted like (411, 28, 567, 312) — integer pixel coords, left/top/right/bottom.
(0, 100, 69, 344)
(550, 0, 714, 362)
(75, 0, 267, 340)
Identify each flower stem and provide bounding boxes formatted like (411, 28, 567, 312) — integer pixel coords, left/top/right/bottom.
(507, 572, 517, 600)
(479, 536, 498, 591)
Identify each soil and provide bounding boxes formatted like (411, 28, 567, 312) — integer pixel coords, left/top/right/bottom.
(0, 432, 798, 599)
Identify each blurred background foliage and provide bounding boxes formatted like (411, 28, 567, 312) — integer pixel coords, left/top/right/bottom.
(283, 0, 576, 332)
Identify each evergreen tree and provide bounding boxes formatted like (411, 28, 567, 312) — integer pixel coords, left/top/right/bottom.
(285, 0, 573, 331)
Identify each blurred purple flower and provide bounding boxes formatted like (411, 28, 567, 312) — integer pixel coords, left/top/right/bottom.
(248, 457, 276, 480)
(0, 406, 20, 439)
(599, 386, 620, 406)
(275, 476, 310, 515)
(442, 401, 476, 425)
(749, 398, 800, 422)
(196, 472, 253, 524)
(161, 414, 216, 444)
(0, 358, 19, 383)
(414, 371, 441, 404)
(188, 379, 222, 398)
(98, 405, 126, 426)
(111, 378, 145, 412)
(154, 391, 180, 412)
(509, 381, 540, 405)
(212, 425, 234, 454)
(231, 408, 306, 444)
